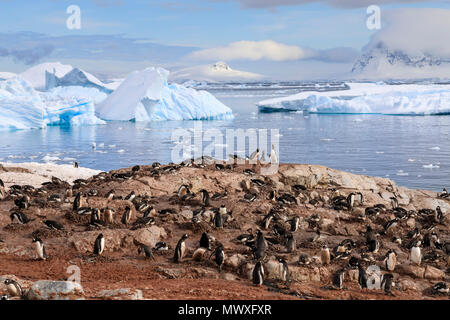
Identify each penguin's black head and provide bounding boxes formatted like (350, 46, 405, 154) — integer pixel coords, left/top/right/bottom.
(182, 234, 189, 240)
(98, 233, 104, 238)
(220, 204, 225, 208)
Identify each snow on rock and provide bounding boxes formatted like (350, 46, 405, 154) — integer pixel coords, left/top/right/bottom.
(97, 67, 233, 121)
(257, 82, 450, 115)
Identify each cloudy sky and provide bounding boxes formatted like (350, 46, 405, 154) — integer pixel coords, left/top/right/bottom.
(0, 0, 449, 80)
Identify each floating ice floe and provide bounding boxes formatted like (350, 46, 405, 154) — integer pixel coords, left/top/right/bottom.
(257, 82, 450, 115)
(96, 67, 234, 122)
(423, 164, 440, 169)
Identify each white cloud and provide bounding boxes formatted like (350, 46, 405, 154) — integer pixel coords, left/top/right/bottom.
(189, 40, 314, 61)
(364, 8, 450, 58)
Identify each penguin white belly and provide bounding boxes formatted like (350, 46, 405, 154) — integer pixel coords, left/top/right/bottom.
(411, 247, 421, 265)
(6, 284, 19, 296)
(386, 255, 396, 271)
(99, 238, 105, 254)
(180, 241, 185, 258)
(35, 242, 44, 259)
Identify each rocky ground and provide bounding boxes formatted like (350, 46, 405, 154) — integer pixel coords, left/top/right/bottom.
(0, 161, 449, 300)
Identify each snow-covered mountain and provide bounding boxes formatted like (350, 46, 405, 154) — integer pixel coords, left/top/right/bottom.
(0, 72, 17, 80)
(171, 62, 264, 82)
(352, 44, 450, 79)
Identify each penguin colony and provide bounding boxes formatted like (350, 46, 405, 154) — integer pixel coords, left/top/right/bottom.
(0, 158, 449, 300)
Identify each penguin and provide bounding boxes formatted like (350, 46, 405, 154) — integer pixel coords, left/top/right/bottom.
(279, 258, 289, 282)
(407, 227, 420, 240)
(177, 185, 190, 199)
(332, 269, 345, 289)
(435, 206, 444, 223)
(358, 265, 368, 290)
(432, 282, 449, 295)
(10, 211, 31, 224)
(121, 206, 132, 225)
(390, 197, 399, 210)
(73, 192, 82, 211)
(439, 188, 448, 198)
(252, 261, 264, 286)
(321, 245, 331, 265)
(174, 234, 189, 263)
(32, 237, 47, 260)
(298, 253, 311, 265)
(347, 193, 356, 209)
(365, 225, 377, 245)
(381, 273, 394, 295)
(105, 190, 115, 200)
(1, 294, 7, 300)
(200, 232, 211, 250)
(74, 162, 79, 168)
(4, 279, 23, 298)
(125, 191, 136, 202)
(213, 210, 224, 229)
(285, 233, 296, 253)
(103, 207, 115, 224)
(410, 241, 422, 265)
(90, 208, 106, 227)
(383, 218, 399, 234)
(43, 220, 64, 231)
(254, 230, 267, 260)
(287, 216, 300, 232)
(261, 213, 273, 230)
(384, 249, 397, 271)
(243, 193, 257, 203)
(138, 244, 155, 260)
(14, 196, 29, 209)
(200, 189, 211, 207)
(260, 150, 267, 163)
(367, 239, 380, 253)
(93, 233, 105, 255)
(154, 242, 169, 251)
(0, 179, 6, 201)
(210, 245, 225, 272)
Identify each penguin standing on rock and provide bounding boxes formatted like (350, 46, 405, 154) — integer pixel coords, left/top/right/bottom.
(254, 230, 267, 260)
(332, 269, 345, 289)
(73, 192, 82, 211)
(252, 261, 264, 286)
(174, 234, 189, 263)
(200, 190, 211, 207)
(381, 274, 394, 295)
(384, 249, 397, 271)
(32, 237, 47, 260)
(410, 241, 422, 266)
(121, 206, 132, 225)
(0, 179, 5, 201)
(279, 258, 290, 282)
(358, 265, 368, 290)
(93, 233, 105, 255)
(200, 232, 211, 250)
(321, 244, 331, 265)
(210, 245, 225, 272)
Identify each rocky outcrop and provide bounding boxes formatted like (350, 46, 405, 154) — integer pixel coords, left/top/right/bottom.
(25, 281, 84, 300)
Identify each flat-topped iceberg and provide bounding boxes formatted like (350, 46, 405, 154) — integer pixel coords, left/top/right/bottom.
(257, 82, 450, 115)
(96, 67, 233, 121)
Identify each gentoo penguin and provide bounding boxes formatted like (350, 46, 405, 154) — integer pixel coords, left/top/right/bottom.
(138, 244, 155, 260)
(358, 265, 368, 290)
(365, 225, 377, 245)
(121, 206, 132, 225)
(0, 179, 6, 201)
(93, 233, 105, 255)
(332, 269, 345, 289)
(252, 261, 264, 286)
(439, 188, 448, 198)
(43, 220, 64, 231)
(287, 216, 300, 232)
(410, 241, 422, 265)
(213, 209, 224, 229)
(177, 185, 190, 199)
(269, 144, 278, 164)
(10, 211, 31, 224)
(243, 193, 257, 203)
(200, 232, 211, 250)
(390, 197, 399, 210)
(384, 249, 397, 271)
(254, 230, 267, 260)
(210, 245, 225, 272)
(347, 193, 356, 209)
(367, 239, 380, 253)
(432, 282, 449, 295)
(103, 207, 115, 224)
(383, 218, 399, 234)
(105, 190, 115, 200)
(32, 237, 47, 260)
(435, 206, 444, 223)
(200, 189, 211, 207)
(125, 191, 136, 202)
(262, 213, 273, 230)
(73, 192, 82, 211)
(4, 279, 23, 298)
(174, 234, 189, 263)
(154, 242, 169, 251)
(285, 233, 296, 253)
(321, 244, 331, 265)
(298, 253, 312, 265)
(381, 274, 394, 295)
(279, 258, 289, 282)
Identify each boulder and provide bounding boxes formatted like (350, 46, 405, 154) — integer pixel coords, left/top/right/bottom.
(224, 254, 247, 270)
(25, 280, 84, 300)
(397, 264, 425, 279)
(424, 266, 445, 280)
(97, 288, 143, 300)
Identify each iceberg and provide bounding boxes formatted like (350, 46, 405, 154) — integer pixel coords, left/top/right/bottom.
(257, 82, 450, 115)
(0, 77, 105, 131)
(96, 67, 233, 121)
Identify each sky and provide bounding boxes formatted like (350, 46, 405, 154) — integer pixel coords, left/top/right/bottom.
(1, 0, 450, 80)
